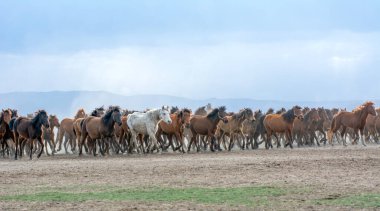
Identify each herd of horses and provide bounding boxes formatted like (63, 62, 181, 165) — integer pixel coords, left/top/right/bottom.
(0, 101, 378, 160)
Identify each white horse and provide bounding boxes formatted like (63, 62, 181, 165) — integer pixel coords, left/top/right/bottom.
(127, 106, 172, 153)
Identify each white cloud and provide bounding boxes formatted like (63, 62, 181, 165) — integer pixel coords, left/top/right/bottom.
(0, 31, 379, 101)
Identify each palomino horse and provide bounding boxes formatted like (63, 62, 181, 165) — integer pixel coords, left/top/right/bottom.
(188, 108, 227, 152)
(0, 109, 12, 157)
(216, 108, 255, 151)
(56, 108, 86, 153)
(264, 106, 303, 149)
(79, 106, 122, 156)
(73, 107, 105, 154)
(13, 110, 50, 160)
(42, 115, 60, 156)
(328, 102, 376, 146)
(127, 106, 172, 153)
(155, 108, 192, 153)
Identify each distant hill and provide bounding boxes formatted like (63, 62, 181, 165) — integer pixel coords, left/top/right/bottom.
(0, 91, 378, 119)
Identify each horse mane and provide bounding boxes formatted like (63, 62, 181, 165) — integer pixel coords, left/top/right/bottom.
(282, 106, 300, 123)
(170, 106, 179, 114)
(206, 108, 220, 120)
(218, 106, 227, 113)
(303, 108, 315, 122)
(352, 101, 374, 113)
(101, 106, 120, 124)
(266, 108, 274, 115)
(11, 109, 18, 118)
(182, 108, 191, 114)
(31, 110, 47, 126)
(75, 108, 85, 118)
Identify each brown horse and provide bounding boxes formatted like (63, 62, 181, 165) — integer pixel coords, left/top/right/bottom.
(328, 101, 376, 146)
(364, 107, 380, 142)
(79, 106, 122, 156)
(188, 108, 227, 152)
(293, 108, 321, 147)
(242, 109, 263, 149)
(56, 108, 86, 153)
(216, 108, 255, 151)
(13, 110, 50, 160)
(156, 108, 192, 153)
(264, 106, 303, 149)
(73, 107, 105, 154)
(42, 115, 60, 156)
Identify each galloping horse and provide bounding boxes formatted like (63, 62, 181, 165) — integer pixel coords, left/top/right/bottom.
(242, 109, 263, 149)
(188, 108, 227, 152)
(293, 108, 320, 147)
(216, 108, 255, 151)
(264, 106, 303, 149)
(328, 102, 376, 146)
(127, 106, 172, 153)
(42, 115, 60, 156)
(79, 106, 122, 156)
(155, 108, 192, 153)
(73, 107, 105, 154)
(56, 108, 86, 153)
(13, 110, 50, 160)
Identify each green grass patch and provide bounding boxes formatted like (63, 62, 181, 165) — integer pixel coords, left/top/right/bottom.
(1, 186, 286, 207)
(316, 193, 380, 208)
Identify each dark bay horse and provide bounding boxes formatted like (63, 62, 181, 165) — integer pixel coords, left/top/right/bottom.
(263, 106, 303, 149)
(188, 108, 227, 152)
(79, 106, 122, 156)
(328, 101, 376, 146)
(13, 110, 50, 160)
(156, 108, 192, 153)
(0, 109, 13, 157)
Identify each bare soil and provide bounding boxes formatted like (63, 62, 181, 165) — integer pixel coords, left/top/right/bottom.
(1, 145, 380, 210)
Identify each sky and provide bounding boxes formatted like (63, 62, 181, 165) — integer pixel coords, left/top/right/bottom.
(1, 0, 380, 101)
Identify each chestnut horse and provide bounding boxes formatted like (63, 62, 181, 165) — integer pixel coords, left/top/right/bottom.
(56, 108, 86, 153)
(188, 108, 227, 152)
(264, 106, 303, 149)
(364, 107, 380, 142)
(42, 115, 60, 156)
(156, 108, 192, 153)
(13, 110, 50, 160)
(328, 101, 376, 146)
(78, 106, 122, 156)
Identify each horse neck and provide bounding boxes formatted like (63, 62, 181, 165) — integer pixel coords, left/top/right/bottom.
(148, 109, 161, 124)
(102, 112, 116, 129)
(356, 107, 370, 124)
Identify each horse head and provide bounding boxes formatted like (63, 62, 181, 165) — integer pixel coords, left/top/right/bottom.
(293, 106, 303, 120)
(160, 106, 172, 124)
(110, 106, 122, 126)
(180, 108, 192, 128)
(2, 109, 12, 124)
(37, 110, 50, 128)
(49, 115, 60, 128)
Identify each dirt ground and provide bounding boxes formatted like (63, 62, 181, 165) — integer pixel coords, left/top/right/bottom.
(1, 145, 380, 210)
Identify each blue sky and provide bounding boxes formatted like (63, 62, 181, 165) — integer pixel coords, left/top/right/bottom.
(1, 0, 380, 101)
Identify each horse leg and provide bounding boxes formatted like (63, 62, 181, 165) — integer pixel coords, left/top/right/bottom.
(79, 130, 88, 156)
(36, 137, 44, 159)
(44, 139, 50, 156)
(359, 129, 366, 146)
(340, 126, 347, 146)
(14, 133, 19, 160)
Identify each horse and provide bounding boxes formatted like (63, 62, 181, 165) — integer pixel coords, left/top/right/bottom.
(293, 108, 321, 147)
(194, 106, 207, 116)
(364, 107, 380, 143)
(56, 108, 86, 153)
(252, 108, 274, 149)
(155, 108, 192, 153)
(79, 106, 122, 156)
(263, 106, 303, 149)
(187, 108, 227, 152)
(42, 115, 60, 156)
(13, 110, 50, 160)
(127, 106, 172, 153)
(0, 109, 13, 157)
(216, 108, 255, 151)
(242, 109, 263, 149)
(327, 101, 376, 146)
(73, 107, 105, 154)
